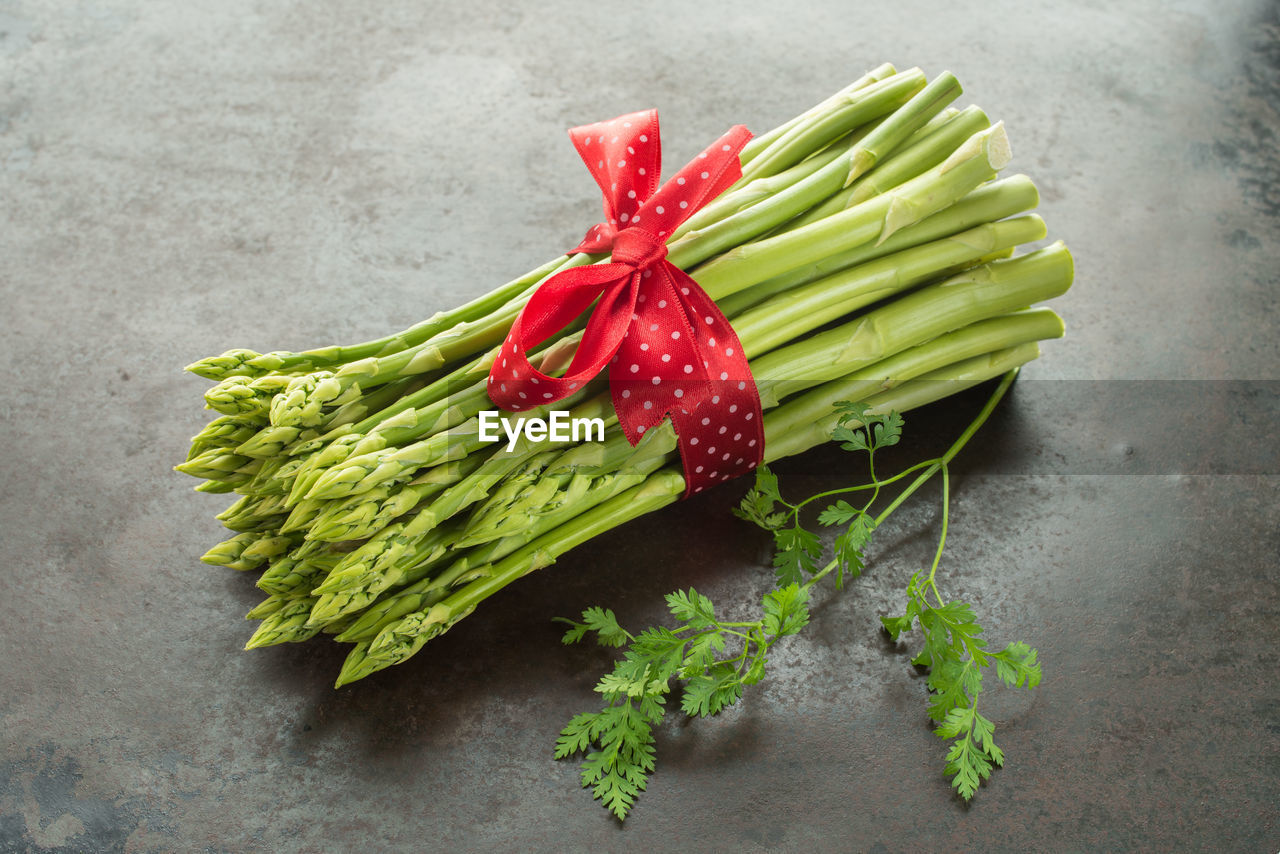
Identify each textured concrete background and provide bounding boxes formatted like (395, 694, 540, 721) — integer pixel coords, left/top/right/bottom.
(1, 0, 1277, 851)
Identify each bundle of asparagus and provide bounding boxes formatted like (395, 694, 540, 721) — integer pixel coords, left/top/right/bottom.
(180, 64, 1072, 688)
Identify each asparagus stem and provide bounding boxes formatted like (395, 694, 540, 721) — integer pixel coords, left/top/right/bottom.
(339, 340, 1042, 684)
(737, 63, 896, 167)
(715, 173, 1038, 317)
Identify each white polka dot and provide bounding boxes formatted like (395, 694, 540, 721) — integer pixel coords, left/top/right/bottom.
(677, 177, 685, 185)
(658, 299, 667, 308)
(661, 354, 670, 362)
(729, 404, 737, 413)
(502, 358, 507, 367)
(611, 136, 618, 143)
(738, 382, 747, 390)
(670, 331, 680, 340)
(620, 213, 629, 223)
(690, 437, 698, 445)
(708, 446, 716, 454)
(718, 426, 727, 435)
(598, 160, 604, 168)
(652, 376, 661, 385)
(721, 144, 730, 151)
(622, 389, 631, 398)
(584, 137, 591, 145)
(518, 392, 527, 399)
(745, 412, 753, 420)
(704, 316, 713, 324)
(630, 364, 639, 373)
(684, 364, 693, 373)
(632, 216, 640, 224)
(639, 168, 646, 176)
(701, 417, 711, 425)
(674, 388, 683, 397)
(655, 206, 664, 214)
(643, 270, 651, 278)
(627, 190, 636, 199)
(725, 347, 734, 356)
(513, 370, 520, 378)
(639, 135, 648, 142)
(701, 171, 709, 179)
(623, 121, 631, 128)
(569, 382, 578, 390)
(736, 457, 743, 465)
(644, 401, 652, 409)
(637, 425, 645, 433)
(649, 323, 658, 331)
(679, 201, 688, 209)
(709, 337, 717, 347)
(640, 343, 649, 351)
(618, 160, 626, 168)
(748, 439, 757, 447)
(699, 152, 708, 159)
(711, 396, 720, 404)
(719, 372, 729, 380)
(638, 294, 646, 303)
(681, 287, 690, 295)
(500, 383, 507, 392)
(531, 377, 539, 384)
(598, 136, 604, 143)
(544, 392, 553, 399)
(695, 465, 704, 473)
(723, 453, 730, 461)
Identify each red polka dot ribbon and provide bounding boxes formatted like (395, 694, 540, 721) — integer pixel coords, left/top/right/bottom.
(486, 110, 764, 496)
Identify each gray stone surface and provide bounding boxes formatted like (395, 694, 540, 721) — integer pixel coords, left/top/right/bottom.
(1, 0, 1276, 850)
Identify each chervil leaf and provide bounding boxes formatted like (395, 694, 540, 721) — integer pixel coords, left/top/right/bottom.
(680, 664, 742, 717)
(555, 711, 599, 758)
(972, 711, 1003, 767)
(936, 706, 1000, 800)
(873, 411, 904, 448)
(832, 399, 873, 425)
(665, 588, 716, 629)
(925, 657, 982, 722)
(993, 641, 1042, 689)
(834, 513, 875, 586)
(554, 617, 591, 645)
(753, 465, 782, 504)
(580, 606, 630, 648)
(573, 699, 660, 820)
(919, 599, 989, 664)
(631, 626, 687, 682)
(734, 466, 787, 530)
(817, 499, 859, 527)
(832, 423, 871, 453)
(762, 583, 811, 639)
(681, 629, 727, 676)
(772, 524, 821, 585)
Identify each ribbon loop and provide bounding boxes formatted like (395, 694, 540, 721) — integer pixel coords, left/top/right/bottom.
(487, 112, 764, 496)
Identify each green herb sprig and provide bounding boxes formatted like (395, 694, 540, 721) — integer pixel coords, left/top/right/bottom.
(556, 371, 1041, 819)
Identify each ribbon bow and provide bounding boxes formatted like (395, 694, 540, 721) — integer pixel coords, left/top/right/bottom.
(486, 110, 764, 495)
